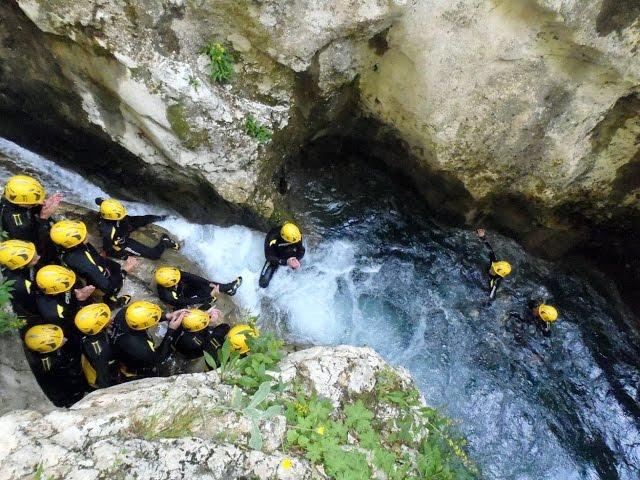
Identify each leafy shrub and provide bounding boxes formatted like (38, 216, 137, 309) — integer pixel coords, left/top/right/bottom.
(0, 278, 23, 334)
(200, 42, 234, 83)
(245, 115, 272, 143)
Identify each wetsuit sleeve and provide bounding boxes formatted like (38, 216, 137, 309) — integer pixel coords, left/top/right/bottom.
(83, 336, 118, 388)
(125, 214, 165, 230)
(180, 271, 210, 286)
(482, 239, 498, 263)
(294, 243, 305, 260)
(64, 250, 113, 293)
(159, 285, 212, 308)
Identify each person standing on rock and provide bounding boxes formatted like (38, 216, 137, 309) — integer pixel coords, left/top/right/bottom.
(23, 323, 88, 407)
(50, 219, 137, 308)
(259, 222, 305, 288)
(0, 239, 43, 327)
(95, 197, 180, 260)
(74, 303, 120, 389)
(111, 300, 186, 379)
(0, 174, 62, 262)
(155, 266, 242, 309)
(171, 308, 231, 369)
(35, 265, 95, 334)
(476, 228, 512, 300)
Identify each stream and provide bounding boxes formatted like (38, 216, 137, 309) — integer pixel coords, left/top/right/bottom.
(1, 137, 639, 480)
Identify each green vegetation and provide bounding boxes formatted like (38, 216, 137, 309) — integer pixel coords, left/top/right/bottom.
(200, 42, 234, 83)
(245, 114, 272, 143)
(188, 75, 200, 92)
(128, 408, 198, 440)
(34, 463, 57, 480)
(166, 104, 210, 150)
(0, 278, 24, 334)
(202, 323, 477, 479)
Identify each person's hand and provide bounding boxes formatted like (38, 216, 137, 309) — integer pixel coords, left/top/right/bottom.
(476, 228, 486, 238)
(166, 309, 188, 321)
(210, 284, 220, 297)
(124, 257, 139, 273)
(40, 192, 63, 219)
(168, 310, 186, 330)
(206, 308, 221, 324)
(74, 285, 96, 301)
(287, 257, 301, 270)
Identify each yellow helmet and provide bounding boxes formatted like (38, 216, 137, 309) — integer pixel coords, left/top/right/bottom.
(491, 261, 512, 278)
(0, 240, 36, 270)
(3, 175, 45, 206)
(538, 304, 558, 323)
(36, 265, 76, 295)
(24, 324, 64, 353)
(155, 266, 181, 288)
(99, 199, 127, 220)
(125, 300, 162, 330)
(227, 324, 259, 354)
(280, 222, 302, 244)
(183, 309, 211, 333)
(75, 303, 112, 335)
(50, 219, 87, 249)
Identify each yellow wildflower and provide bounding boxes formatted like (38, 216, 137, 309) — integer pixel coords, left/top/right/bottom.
(281, 458, 293, 470)
(315, 425, 325, 436)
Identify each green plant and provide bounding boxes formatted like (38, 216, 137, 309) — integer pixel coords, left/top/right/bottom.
(128, 408, 197, 440)
(245, 115, 272, 143)
(200, 42, 234, 83)
(188, 75, 200, 92)
(205, 328, 285, 393)
(0, 278, 24, 334)
(33, 463, 56, 480)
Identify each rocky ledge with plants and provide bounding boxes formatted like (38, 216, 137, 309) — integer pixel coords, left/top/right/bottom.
(0, 335, 476, 480)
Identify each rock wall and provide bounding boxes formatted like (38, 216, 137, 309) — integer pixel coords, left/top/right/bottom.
(358, 0, 640, 252)
(1, 0, 639, 255)
(0, 346, 464, 480)
(0, 0, 405, 223)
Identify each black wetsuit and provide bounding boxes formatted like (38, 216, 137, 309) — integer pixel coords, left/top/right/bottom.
(173, 324, 230, 366)
(111, 308, 179, 377)
(24, 339, 88, 407)
(157, 271, 236, 308)
(98, 213, 167, 260)
(482, 238, 503, 300)
(61, 242, 126, 305)
(0, 200, 56, 262)
(35, 288, 85, 335)
(80, 331, 120, 388)
(259, 226, 305, 288)
(2, 265, 40, 325)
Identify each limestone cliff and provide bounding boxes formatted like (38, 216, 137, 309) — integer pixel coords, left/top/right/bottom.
(0, 346, 474, 480)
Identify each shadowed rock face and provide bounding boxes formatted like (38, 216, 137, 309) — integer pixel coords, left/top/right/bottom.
(597, 0, 640, 36)
(1, 1, 640, 296)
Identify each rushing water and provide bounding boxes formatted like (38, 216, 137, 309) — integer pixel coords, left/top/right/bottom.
(1, 137, 639, 480)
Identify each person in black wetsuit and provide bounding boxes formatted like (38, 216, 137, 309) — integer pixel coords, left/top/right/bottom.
(259, 222, 305, 288)
(0, 175, 62, 262)
(35, 265, 95, 334)
(95, 197, 179, 260)
(476, 228, 512, 300)
(111, 300, 185, 379)
(155, 266, 242, 308)
(0, 240, 42, 326)
(172, 308, 231, 369)
(50, 219, 137, 308)
(74, 303, 120, 389)
(23, 323, 88, 407)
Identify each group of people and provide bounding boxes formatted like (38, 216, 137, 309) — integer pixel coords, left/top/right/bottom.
(0, 174, 305, 407)
(0, 172, 555, 407)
